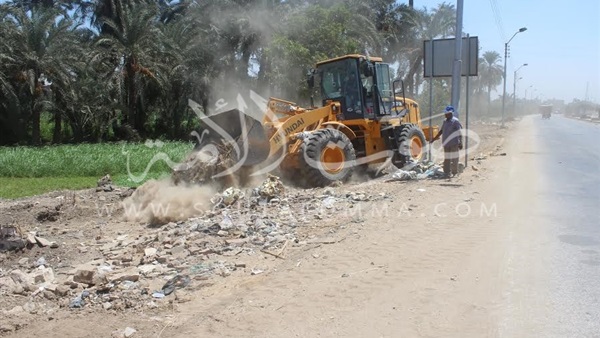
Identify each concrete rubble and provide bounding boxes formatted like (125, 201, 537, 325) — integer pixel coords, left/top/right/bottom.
(0, 174, 388, 321)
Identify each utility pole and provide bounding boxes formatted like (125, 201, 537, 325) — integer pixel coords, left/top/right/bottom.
(512, 64, 527, 117)
(501, 27, 527, 127)
(450, 0, 464, 117)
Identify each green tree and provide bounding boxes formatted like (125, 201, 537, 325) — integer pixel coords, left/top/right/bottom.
(94, 2, 162, 136)
(0, 5, 79, 144)
(478, 50, 503, 112)
(402, 2, 455, 96)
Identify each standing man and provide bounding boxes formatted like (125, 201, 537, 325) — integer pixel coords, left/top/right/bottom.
(432, 105, 463, 177)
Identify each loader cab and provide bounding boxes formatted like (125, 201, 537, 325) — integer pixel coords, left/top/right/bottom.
(311, 55, 399, 120)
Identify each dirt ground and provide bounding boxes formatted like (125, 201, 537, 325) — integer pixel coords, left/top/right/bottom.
(0, 121, 512, 337)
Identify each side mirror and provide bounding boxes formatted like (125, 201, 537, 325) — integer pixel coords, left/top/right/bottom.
(307, 69, 315, 88)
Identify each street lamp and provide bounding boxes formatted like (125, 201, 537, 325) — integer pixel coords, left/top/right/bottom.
(513, 63, 528, 116)
(501, 27, 527, 126)
(524, 85, 533, 100)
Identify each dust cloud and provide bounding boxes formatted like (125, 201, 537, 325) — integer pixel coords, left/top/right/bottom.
(122, 179, 216, 226)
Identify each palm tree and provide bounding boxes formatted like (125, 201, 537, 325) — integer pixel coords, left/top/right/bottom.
(94, 2, 162, 136)
(402, 2, 455, 96)
(478, 50, 503, 111)
(155, 15, 217, 138)
(1, 6, 79, 144)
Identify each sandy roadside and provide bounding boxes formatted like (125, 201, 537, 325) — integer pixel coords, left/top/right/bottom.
(1, 121, 518, 338)
(148, 124, 527, 337)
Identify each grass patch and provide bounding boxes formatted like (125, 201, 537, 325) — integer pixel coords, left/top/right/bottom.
(0, 141, 194, 199)
(0, 177, 98, 199)
(0, 141, 193, 178)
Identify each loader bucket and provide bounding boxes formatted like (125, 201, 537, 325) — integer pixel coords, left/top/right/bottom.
(195, 109, 270, 167)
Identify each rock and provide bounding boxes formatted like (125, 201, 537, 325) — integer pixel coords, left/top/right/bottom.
(23, 301, 36, 313)
(35, 256, 47, 267)
(11, 283, 24, 295)
(31, 266, 55, 284)
(108, 268, 140, 283)
(43, 290, 56, 300)
(219, 215, 234, 230)
(0, 324, 15, 333)
(50, 242, 59, 249)
(225, 238, 249, 246)
(170, 246, 186, 255)
(0, 276, 17, 290)
(144, 248, 157, 257)
(10, 269, 33, 290)
(123, 327, 137, 337)
(73, 267, 96, 285)
(137, 265, 157, 275)
(103, 302, 113, 310)
(55, 285, 70, 297)
(6, 306, 24, 315)
(35, 236, 52, 247)
(92, 272, 108, 286)
(18, 257, 29, 265)
(26, 233, 37, 244)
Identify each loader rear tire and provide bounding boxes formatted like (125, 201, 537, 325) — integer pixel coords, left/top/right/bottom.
(300, 129, 356, 187)
(397, 124, 427, 165)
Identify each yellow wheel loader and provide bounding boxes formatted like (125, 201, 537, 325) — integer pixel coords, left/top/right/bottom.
(189, 54, 438, 187)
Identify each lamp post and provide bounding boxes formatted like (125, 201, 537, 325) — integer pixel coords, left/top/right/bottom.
(525, 85, 533, 100)
(513, 63, 528, 117)
(501, 27, 527, 127)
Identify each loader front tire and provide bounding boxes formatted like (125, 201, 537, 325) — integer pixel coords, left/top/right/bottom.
(397, 124, 427, 165)
(300, 129, 356, 187)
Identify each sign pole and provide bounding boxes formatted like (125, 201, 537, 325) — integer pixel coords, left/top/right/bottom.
(465, 34, 470, 168)
(428, 39, 434, 162)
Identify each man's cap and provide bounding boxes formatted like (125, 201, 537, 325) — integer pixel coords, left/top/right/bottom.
(445, 105, 455, 113)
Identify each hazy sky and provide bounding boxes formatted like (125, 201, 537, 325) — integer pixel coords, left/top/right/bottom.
(416, 0, 600, 103)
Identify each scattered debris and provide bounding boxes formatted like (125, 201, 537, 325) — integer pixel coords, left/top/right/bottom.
(251, 268, 264, 275)
(161, 275, 190, 296)
(123, 327, 137, 338)
(97, 174, 115, 192)
(257, 174, 285, 201)
(69, 290, 90, 308)
(0, 226, 25, 252)
(0, 124, 505, 333)
(389, 170, 417, 181)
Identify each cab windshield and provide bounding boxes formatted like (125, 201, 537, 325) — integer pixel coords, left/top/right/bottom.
(319, 59, 357, 100)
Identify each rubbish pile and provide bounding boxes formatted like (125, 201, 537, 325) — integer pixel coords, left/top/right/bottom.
(387, 161, 446, 182)
(0, 175, 386, 323)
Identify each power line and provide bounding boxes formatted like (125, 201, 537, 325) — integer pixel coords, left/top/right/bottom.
(488, 0, 506, 42)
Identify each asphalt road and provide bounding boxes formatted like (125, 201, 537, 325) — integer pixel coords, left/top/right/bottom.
(499, 115, 600, 337)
